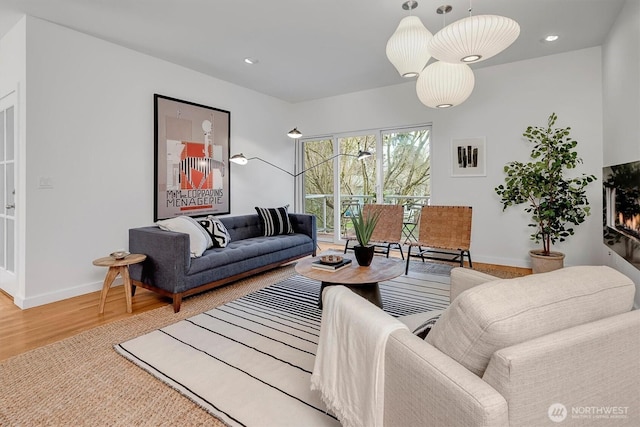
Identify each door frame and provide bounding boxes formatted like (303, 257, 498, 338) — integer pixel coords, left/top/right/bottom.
(0, 89, 18, 298)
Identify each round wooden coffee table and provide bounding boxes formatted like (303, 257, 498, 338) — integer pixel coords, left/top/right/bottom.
(93, 253, 146, 314)
(295, 252, 405, 309)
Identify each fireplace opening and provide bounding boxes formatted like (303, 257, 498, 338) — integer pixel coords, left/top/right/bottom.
(603, 160, 640, 269)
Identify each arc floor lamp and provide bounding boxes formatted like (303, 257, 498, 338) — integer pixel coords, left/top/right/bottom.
(230, 149, 372, 212)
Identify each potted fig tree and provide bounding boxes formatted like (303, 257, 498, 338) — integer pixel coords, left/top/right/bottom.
(495, 112, 596, 273)
(350, 208, 381, 266)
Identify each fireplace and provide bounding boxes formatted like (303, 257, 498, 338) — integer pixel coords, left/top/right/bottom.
(603, 160, 640, 269)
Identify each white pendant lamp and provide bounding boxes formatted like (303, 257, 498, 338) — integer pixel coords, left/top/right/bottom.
(428, 14, 520, 64)
(416, 61, 475, 109)
(385, 1, 433, 78)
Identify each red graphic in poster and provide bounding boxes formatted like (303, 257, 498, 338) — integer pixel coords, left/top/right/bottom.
(179, 141, 213, 211)
(179, 142, 214, 190)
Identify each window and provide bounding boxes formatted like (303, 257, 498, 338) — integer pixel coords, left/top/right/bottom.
(301, 125, 431, 242)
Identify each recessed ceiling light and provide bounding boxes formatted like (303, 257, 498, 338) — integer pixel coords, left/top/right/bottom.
(544, 35, 559, 42)
(244, 57, 259, 65)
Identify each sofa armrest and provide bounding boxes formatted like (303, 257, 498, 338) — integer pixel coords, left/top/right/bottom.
(289, 213, 317, 256)
(384, 329, 508, 427)
(483, 309, 640, 426)
(450, 267, 499, 301)
(128, 226, 190, 293)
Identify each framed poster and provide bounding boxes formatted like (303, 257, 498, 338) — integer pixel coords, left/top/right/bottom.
(154, 94, 230, 221)
(451, 137, 486, 177)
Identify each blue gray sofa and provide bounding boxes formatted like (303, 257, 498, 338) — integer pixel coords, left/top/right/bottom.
(128, 213, 317, 312)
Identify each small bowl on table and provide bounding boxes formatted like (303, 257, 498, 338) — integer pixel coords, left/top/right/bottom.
(110, 251, 130, 260)
(319, 254, 343, 265)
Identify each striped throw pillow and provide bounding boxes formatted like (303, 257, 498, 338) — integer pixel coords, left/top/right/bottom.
(255, 205, 293, 236)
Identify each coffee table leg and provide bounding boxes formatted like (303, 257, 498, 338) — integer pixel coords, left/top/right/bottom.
(318, 282, 328, 309)
(350, 283, 383, 309)
(318, 282, 383, 309)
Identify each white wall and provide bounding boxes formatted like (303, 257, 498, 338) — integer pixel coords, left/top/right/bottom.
(602, 0, 640, 307)
(9, 16, 294, 308)
(294, 48, 604, 269)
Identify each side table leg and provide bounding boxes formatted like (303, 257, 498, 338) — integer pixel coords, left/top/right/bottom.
(120, 266, 133, 314)
(98, 267, 120, 314)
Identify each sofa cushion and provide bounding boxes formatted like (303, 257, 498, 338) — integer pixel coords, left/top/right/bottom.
(156, 216, 212, 257)
(198, 215, 231, 247)
(187, 234, 313, 275)
(255, 205, 293, 236)
(426, 266, 636, 377)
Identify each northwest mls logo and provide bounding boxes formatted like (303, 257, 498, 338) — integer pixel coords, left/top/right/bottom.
(548, 403, 568, 423)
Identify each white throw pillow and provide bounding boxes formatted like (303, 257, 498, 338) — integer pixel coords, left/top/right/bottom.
(156, 216, 212, 257)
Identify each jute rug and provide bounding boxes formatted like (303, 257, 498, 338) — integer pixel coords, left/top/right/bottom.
(115, 272, 449, 427)
(0, 265, 298, 426)
(0, 259, 462, 426)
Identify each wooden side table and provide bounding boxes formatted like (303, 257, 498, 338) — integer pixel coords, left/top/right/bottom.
(93, 253, 146, 314)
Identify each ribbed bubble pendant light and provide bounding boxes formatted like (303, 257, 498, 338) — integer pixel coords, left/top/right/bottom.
(385, 1, 433, 78)
(416, 61, 475, 109)
(428, 14, 520, 64)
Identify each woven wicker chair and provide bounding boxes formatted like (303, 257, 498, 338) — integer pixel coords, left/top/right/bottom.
(344, 204, 405, 259)
(405, 205, 472, 274)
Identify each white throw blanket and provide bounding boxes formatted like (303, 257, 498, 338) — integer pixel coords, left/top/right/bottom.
(310, 285, 409, 427)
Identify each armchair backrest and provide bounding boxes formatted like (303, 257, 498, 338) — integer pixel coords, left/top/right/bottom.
(417, 205, 472, 250)
(426, 265, 635, 377)
(364, 204, 404, 243)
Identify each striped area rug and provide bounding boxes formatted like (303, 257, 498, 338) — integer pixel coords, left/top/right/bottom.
(115, 272, 449, 427)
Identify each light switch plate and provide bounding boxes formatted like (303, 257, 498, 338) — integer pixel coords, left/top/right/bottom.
(38, 176, 54, 189)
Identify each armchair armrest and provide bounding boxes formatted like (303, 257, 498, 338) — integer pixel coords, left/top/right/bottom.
(450, 267, 499, 302)
(384, 329, 508, 427)
(483, 310, 640, 426)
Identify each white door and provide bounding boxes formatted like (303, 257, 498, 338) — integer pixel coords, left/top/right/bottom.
(0, 91, 17, 297)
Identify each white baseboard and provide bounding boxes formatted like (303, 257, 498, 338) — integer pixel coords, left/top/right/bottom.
(13, 279, 122, 309)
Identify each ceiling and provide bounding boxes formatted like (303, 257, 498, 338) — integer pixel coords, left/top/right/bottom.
(0, 0, 625, 103)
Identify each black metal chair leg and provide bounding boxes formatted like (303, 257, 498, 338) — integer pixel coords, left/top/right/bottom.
(405, 246, 413, 275)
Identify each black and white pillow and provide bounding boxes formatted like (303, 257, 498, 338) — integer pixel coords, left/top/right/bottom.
(255, 205, 293, 236)
(397, 310, 444, 340)
(412, 313, 442, 339)
(198, 215, 231, 248)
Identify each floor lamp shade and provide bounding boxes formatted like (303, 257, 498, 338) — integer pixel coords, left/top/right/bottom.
(416, 62, 475, 109)
(386, 16, 433, 78)
(427, 15, 520, 64)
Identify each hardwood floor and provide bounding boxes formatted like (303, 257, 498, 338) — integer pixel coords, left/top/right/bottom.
(0, 242, 528, 362)
(0, 285, 170, 361)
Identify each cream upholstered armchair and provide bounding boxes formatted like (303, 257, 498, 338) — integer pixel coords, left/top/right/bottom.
(382, 266, 640, 426)
(316, 265, 639, 426)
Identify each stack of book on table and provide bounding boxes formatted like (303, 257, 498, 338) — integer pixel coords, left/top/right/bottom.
(311, 258, 352, 272)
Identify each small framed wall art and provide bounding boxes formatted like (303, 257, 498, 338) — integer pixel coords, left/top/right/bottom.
(451, 137, 486, 177)
(154, 94, 231, 221)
